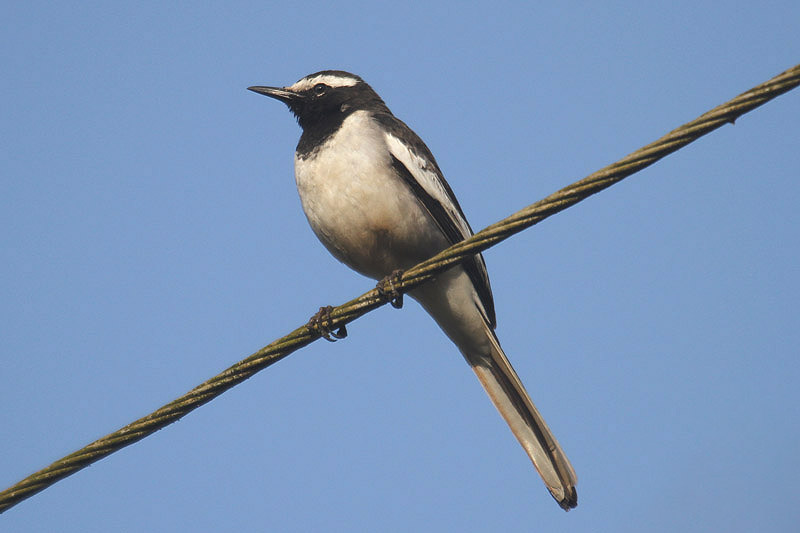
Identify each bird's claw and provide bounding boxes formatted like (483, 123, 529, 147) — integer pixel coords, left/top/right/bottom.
(377, 269, 405, 309)
(307, 305, 347, 342)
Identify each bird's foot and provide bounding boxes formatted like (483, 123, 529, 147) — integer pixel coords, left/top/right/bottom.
(377, 269, 405, 309)
(307, 305, 347, 342)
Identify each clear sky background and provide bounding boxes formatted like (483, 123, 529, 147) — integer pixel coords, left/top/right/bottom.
(2, 2, 798, 532)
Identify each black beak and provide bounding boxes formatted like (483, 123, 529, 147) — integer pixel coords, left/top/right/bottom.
(247, 86, 301, 105)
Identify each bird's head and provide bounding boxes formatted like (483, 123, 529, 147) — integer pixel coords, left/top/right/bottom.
(248, 70, 388, 130)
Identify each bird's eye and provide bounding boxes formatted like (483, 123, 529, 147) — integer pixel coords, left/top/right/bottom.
(313, 83, 327, 96)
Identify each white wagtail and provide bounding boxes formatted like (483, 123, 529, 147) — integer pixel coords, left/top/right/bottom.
(248, 71, 577, 510)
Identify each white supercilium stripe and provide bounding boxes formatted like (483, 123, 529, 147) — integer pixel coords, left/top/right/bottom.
(289, 74, 359, 91)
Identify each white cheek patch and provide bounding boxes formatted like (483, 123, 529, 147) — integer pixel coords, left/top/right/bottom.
(290, 74, 359, 91)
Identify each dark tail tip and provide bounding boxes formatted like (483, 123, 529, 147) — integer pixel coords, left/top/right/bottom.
(556, 487, 578, 511)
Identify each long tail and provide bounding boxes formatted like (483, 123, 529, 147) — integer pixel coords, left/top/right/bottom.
(465, 329, 578, 510)
(409, 268, 577, 509)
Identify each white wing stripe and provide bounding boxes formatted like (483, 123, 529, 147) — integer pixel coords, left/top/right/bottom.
(383, 132, 473, 241)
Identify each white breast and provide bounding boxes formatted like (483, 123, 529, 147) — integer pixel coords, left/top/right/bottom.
(294, 111, 448, 280)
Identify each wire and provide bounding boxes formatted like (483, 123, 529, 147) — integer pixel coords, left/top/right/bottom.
(1, 63, 798, 514)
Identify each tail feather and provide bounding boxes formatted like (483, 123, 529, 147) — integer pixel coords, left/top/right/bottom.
(410, 268, 577, 509)
(466, 330, 577, 510)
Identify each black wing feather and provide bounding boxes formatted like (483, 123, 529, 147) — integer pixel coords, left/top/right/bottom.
(376, 113, 496, 328)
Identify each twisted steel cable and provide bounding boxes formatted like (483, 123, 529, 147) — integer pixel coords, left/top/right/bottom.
(1, 63, 798, 514)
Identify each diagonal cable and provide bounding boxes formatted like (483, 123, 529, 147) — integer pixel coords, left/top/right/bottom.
(1, 63, 798, 514)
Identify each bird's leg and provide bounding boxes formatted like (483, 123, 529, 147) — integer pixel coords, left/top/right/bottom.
(377, 269, 405, 309)
(307, 305, 348, 342)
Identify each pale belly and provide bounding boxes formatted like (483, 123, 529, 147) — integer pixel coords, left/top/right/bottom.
(293, 114, 448, 280)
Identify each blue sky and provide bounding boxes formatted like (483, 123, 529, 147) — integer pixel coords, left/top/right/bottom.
(2, 2, 798, 531)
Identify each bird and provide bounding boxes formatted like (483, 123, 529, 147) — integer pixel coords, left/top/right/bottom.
(248, 70, 577, 510)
